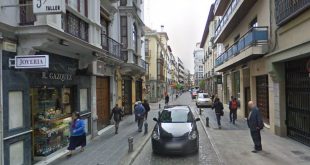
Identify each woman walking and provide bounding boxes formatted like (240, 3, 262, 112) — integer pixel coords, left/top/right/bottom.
(110, 104, 123, 134)
(67, 112, 86, 156)
(212, 98, 224, 129)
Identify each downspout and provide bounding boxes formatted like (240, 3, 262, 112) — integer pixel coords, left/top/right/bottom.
(0, 32, 3, 165)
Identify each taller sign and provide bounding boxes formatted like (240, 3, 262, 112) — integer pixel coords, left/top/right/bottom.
(33, 0, 66, 15)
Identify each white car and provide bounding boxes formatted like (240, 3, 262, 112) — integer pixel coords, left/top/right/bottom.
(196, 93, 213, 108)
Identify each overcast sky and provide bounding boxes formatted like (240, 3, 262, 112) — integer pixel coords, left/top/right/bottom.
(144, 0, 213, 73)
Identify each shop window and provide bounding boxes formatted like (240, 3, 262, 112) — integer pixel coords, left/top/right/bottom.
(31, 87, 73, 157)
(80, 89, 88, 112)
(10, 141, 24, 165)
(9, 91, 23, 130)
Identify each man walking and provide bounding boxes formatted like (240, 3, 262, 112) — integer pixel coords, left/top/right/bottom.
(165, 93, 170, 106)
(142, 99, 150, 119)
(247, 101, 264, 153)
(212, 98, 224, 129)
(110, 104, 123, 134)
(229, 96, 238, 124)
(134, 101, 146, 132)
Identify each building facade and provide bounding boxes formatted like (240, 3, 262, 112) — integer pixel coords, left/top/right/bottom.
(0, 0, 146, 164)
(193, 44, 205, 86)
(201, 0, 310, 147)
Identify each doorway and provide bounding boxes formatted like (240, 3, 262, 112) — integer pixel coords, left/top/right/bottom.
(96, 77, 110, 130)
(256, 75, 269, 124)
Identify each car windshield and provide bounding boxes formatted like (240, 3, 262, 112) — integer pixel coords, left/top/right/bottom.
(199, 93, 209, 98)
(159, 109, 193, 123)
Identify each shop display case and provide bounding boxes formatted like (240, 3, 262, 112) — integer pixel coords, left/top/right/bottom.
(31, 87, 73, 157)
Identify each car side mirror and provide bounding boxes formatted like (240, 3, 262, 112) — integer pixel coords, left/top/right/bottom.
(153, 118, 158, 122)
(195, 118, 200, 121)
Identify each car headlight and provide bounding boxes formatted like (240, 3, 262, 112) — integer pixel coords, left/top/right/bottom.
(188, 130, 198, 140)
(152, 131, 160, 140)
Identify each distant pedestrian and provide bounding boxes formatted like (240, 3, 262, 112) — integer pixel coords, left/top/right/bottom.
(165, 94, 170, 106)
(229, 96, 238, 124)
(212, 98, 224, 129)
(110, 104, 124, 134)
(247, 101, 264, 153)
(142, 99, 150, 119)
(134, 101, 146, 132)
(67, 112, 86, 156)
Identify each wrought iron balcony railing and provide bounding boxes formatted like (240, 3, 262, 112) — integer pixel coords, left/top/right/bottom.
(215, 0, 240, 39)
(275, 0, 310, 25)
(101, 33, 124, 61)
(215, 27, 268, 67)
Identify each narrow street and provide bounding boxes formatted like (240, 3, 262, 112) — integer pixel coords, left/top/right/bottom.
(132, 93, 219, 165)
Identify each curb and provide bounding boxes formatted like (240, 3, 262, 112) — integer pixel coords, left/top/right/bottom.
(193, 108, 225, 165)
(120, 127, 153, 165)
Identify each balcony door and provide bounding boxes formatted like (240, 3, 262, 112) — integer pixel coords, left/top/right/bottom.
(101, 17, 109, 50)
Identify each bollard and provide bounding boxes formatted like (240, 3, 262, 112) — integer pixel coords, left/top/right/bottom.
(159, 103, 161, 109)
(199, 108, 202, 115)
(144, 122, 148, 134)
(206, 117, 209, 127)
(128, 137, 134, 152)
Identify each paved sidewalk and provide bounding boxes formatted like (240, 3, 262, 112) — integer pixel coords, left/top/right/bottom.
(198, 106, 310, 165)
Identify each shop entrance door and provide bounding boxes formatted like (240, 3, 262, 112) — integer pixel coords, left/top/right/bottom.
(286, 58, 310, 146)
(256, 75, 269, 124)
(96, 77, 110, 130)
(136, 80, 142, 102)
(123, 79, 132, 114)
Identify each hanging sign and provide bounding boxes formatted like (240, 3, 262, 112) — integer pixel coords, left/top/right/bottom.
(15, 55, 49, 69)
(33, 0, 66, 15)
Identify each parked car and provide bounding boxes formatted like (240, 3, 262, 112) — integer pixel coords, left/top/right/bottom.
(152, 105, 200, 155)
(196, 93, 213, 108)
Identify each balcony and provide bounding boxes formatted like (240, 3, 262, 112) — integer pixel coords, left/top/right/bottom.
(275, 0, 310, 26)
(101, 34, 124, 61)
(214, 0, 257, 43)
(139, 59, 147, 70)
(63, 12, 89, 42)
(215, 27, 268, 72)
(214, 0, 231, 16)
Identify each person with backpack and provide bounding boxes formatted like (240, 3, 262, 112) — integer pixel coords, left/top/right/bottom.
(212, 98, 224, 129)
(142, 99, 150, 119)
(110, 104, 124, 134)
(134, 101, 146, 132)
(229, 96, 238, 124)
(247, 101, 264, 153)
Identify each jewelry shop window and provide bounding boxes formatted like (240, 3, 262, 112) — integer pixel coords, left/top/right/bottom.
(30, 87, 73, 157)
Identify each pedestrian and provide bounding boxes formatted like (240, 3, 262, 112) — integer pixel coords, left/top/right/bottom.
(229, 96, 238, 124)
(67, 112, 86, 157)
(211, 94, 215, 103)
(134, 101, 146, 132)
(134, 101, 139, 122)
(212, 98, 224, 129)
(247, 101, 264, 153)
(110, 104, 123, 134)
(165, 93, 170, 106)
(142, 99, 150, 119)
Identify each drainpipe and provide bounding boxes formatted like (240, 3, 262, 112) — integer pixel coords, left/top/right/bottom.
(0, 33, 3, 165)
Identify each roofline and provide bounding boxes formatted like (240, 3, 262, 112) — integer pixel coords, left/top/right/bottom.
(200, 4, 215, 48)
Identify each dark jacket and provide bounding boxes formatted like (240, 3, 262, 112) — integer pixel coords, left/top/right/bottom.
(134, 104, 146, 119)
(165, 95, 169, 103)
(142, 103, 150, 112)
(247, 106, 264, 131)
(110, 107, 123, 122)
(212, 101, 224, 114)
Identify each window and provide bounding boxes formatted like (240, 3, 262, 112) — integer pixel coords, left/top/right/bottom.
(67, 0, 88, 17)
(9, 91, 23, 129)
(120, 0, 127, 6)
(120, 16, 128, 48)
(19, 0, 36, 25)
(199, 66, 203, 72)
(63, 12, 89, 41)
(101, 18, 109, 49)
(249, 17, 258, 28)
(145, 39, 149, 55)
(234, 34, 240, 42)
(133, 24, 138, 52)
(159, 109, 193, 123)
(80, 89, 88, 112)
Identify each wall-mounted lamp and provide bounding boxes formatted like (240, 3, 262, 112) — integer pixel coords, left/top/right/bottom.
(59, 39, 69, 46)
